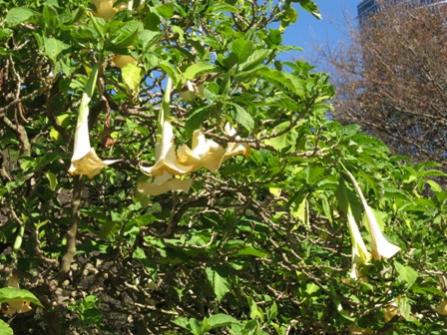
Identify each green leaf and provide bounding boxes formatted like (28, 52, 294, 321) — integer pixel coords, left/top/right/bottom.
(229, 102, 254, 132)
(43, 37, 70, 63)
(183, 62, 217, 81)
(155, 3, 175, 19)
(205, 267, 230, 301)
(110, 20, 143, 49)
(121, 63, 142, 92)
(0, 28, 13, 42)
(231, 38, 254, 63)
(239, 49, 270, 72)
(172, 317, 190, 331)
(294, 0, 322, 19)
(45, 171, 58, 191)
(235, 246, 268, 258)
(138, 30, 160, 50)
(186, 105, 213, 132)
(0, 320, 13, 335)
(6, 7, 34, 27)
(0, 287, 43, 307)
(206, 314, 239, 330)
(394, 261, 418, 288)
(248, 297, 264, 321)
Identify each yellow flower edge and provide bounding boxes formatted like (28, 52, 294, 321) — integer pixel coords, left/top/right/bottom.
(92, 0, 127, 20)
(1, 299, 32, 316)
(69, 149, 119, 179)
(140, 120, 194, 177)
(137, 173, 192, 196)
(112, 55, 137, 69)
(177, 129, 227, 172)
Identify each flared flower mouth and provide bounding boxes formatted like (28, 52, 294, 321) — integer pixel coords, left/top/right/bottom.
(347, 205, 371, 280)
(140, 120, 194, 177)
(345, 168, 401, 260)
(177, 129, 226, 172)
(137, 172, 192, 196)
(362, 203, 401, 260)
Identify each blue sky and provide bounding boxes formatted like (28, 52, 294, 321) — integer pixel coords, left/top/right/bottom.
(283, 1, 359, 69)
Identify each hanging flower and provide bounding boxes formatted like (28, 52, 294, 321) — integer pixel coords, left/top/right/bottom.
(177, 129, 226, 172)
(139, 120, 194, 177)
(347, 205, 371, 280)
(345, 169, 401, 260)
(384, 301, 399, 322)
(223, 123, 249, 159)
(92, 0, 127, 19)
(69, 92, 119, 179)
(436, 299, 447, 316)
(137, 172, 192, 196)
(112, 55, 137, 69)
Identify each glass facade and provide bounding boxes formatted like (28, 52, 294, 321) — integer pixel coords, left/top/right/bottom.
(358, 0, 447, 22)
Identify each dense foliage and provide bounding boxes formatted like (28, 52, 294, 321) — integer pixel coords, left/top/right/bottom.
(0, 1, 446, 334)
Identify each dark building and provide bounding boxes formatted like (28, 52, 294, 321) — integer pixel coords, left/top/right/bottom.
(358, 0, 447, 23)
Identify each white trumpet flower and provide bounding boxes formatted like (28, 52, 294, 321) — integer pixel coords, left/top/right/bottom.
(69, 92, 119, 179)
(347, 205, 371, 280)
(140, 120, 194, 177)
(177, 129, 226, 172)
(223, 123, 249, 159)
(137, 172, 192, 196)
(346, 169, 401, 260)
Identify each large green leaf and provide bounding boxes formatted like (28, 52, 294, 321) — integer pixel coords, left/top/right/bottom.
(0, 320, 13, 335)
(183, 62, 218, 81)
(205, 268, 230, 302)
(5, 7, 34, 27)
(43, 37, 70, 63)
(0, 287, 42, 307)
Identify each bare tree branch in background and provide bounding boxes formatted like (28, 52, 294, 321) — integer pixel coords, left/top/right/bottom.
(323, 3, 447, 166)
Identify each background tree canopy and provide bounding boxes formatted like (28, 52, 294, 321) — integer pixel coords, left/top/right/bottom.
(0, 1, 446, 334)
(327, 3, 447, 168)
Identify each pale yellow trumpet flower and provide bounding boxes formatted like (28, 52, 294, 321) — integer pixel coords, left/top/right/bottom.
(2, 299, 32, 316)
(347, 205, 371, 280)
(436, 300, 447, 316)
(345, 169, 401, 260)
(177, 129, 226, 172)
(69, 67, 119, 179)
(137, 172, 192, 196)
(92, 0, 127, 19)
(223, 123, 249, 158)
(112, 55, 137, 69)
(139, 120, 194, 177)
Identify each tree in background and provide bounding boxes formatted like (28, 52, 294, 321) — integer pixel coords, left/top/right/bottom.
(328, 3, 447, 167)
(0, 1, 446, 334)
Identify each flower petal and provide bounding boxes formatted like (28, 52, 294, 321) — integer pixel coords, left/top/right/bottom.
(142, 121, 194, 176)
(363, 204, 401, 260)
(2, 299, 32, 316)
(177, 130, 226, 172)
(93, 0, 127, 19)
(346, 169, 401, 260)
(137, 173, 192, 196)
(69, 149, 119, 179)
(347, 205, 371, 280)
(223, 123, 249, 159)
